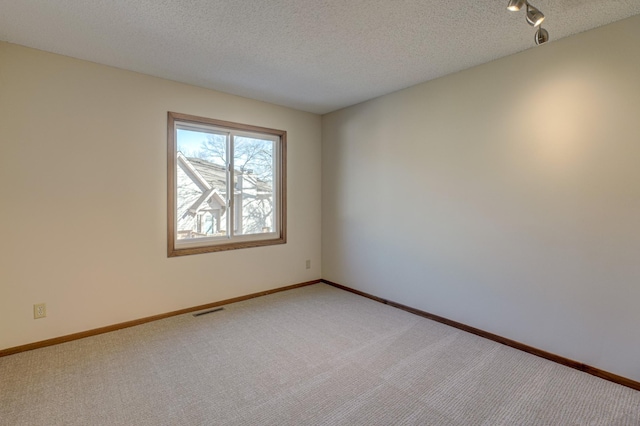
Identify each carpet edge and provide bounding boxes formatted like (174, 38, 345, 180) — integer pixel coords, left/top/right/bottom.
(321, 279, 640, 392)
(0, 279, 321, 357)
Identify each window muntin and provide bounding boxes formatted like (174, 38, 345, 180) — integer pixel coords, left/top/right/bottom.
(168, 112, 286, 256)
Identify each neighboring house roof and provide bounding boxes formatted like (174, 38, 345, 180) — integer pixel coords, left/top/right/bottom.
(176, 153, 275, 235)
(177, 153, 272, 219)
(185, 155, 272, 194)
(186, 156, 227, 190)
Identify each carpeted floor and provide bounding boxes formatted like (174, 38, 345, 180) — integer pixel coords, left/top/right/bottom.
(1, 283, 639, 425)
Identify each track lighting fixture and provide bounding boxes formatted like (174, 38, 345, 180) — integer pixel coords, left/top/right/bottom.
(507, 0, 526, 12)
(525, 4, 545, 27)
(507, 1, 549, 45)
(535, 27, 549, 45)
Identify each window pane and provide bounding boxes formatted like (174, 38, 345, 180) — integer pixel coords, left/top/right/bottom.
(176, 129, 228, 240)
(168, 111, 286, 257)
(233, 136, 275, 235)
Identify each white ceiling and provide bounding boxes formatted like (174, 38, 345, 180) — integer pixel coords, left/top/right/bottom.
(1, 1, 639, 114)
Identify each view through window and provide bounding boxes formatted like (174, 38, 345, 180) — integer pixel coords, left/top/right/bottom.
(168, 112, 286, 256)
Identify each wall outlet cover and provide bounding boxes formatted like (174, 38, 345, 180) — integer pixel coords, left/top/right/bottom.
(34, 303, 46, 319)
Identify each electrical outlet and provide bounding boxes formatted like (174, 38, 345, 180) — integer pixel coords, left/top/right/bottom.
(306, 259, 311, 269)
(34, 303, 46, 319)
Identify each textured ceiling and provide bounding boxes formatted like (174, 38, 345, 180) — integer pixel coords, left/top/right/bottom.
(1, 1, 639, 114)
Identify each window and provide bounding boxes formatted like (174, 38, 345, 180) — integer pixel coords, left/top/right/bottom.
(167, 112, 286, 256)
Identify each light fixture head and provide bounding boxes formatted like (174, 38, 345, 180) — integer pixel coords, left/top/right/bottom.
(526, 4, 545, 27)
(507, 0, 526, 11)
(535, 27, 549, 45)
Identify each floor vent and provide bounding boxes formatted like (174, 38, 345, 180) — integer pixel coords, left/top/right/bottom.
(193, 307, 224, 317)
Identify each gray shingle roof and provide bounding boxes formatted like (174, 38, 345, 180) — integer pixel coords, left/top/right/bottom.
(187, 157, 271, 194)
(187, 157, 227, 190)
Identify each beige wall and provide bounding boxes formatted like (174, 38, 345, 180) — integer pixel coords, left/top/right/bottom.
(0, 42, 322, 350)
(322, 15, 640, 381)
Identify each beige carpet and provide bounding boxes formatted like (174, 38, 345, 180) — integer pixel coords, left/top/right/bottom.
(1, 283, 639, 425)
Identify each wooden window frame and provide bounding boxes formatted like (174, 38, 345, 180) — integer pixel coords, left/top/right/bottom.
(167, 112, 286, 257)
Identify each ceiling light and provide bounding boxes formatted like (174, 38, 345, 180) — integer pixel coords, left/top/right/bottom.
(507, 0, 526, 12)
(535, 27, 549, 45)
(526, 4, 545, 27)
(507, 1, 549, 45)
